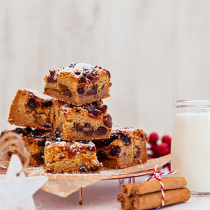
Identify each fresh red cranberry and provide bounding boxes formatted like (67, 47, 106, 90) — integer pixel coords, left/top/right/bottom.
(149, 132, 159, 144)
(164, 162, 171, 171)
(148, 153, 159, 158)
(162, 135, 172, 147)
(157, 143, 170, 155)
(150, 144, 161, 157)
(150, 144, 158, 153)
(168, 162, 171, 171)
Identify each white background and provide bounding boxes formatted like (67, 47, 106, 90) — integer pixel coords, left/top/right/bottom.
(1, 0, 210, 136)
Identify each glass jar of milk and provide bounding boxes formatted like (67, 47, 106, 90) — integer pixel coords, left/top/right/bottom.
(172, 100, 210, 195)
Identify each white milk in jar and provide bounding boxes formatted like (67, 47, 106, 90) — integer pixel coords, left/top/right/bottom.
(172, 100, 210, 195)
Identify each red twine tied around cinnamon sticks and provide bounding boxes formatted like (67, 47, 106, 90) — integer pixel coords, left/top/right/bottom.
(146, 164, 177, 208)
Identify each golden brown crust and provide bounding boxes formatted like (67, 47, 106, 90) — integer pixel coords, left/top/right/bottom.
(43, 62, 111, 106)
(44, 139, 102, 174)
(8, 89, 54, 130)
(94, 127, 148, 169)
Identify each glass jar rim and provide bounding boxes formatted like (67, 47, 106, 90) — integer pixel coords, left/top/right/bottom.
(176, 100, 210, 108)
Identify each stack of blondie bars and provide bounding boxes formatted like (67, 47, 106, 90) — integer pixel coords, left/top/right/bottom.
(1, 62, 148, 174)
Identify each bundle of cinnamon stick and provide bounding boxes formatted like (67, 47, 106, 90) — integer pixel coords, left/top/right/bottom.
(117, 177, 190, 210)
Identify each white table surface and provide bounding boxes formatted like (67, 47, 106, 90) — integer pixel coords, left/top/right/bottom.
(34, 175, 210, 210)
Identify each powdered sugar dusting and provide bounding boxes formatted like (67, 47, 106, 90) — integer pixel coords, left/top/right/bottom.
(112, 126, 143, 134)
(25, 89, 53, 100)
(46, 139, 94, 149)
(52, 62, 105, 77)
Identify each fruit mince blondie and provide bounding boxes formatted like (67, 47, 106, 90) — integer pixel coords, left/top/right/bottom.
(1, 127, 52, 166)
(94, 127, 148, 169)
(8, 89, 54, 130)
(53, 100, 112, 141)
(44, 139, 102, 174)
(44, 62, 112, 106)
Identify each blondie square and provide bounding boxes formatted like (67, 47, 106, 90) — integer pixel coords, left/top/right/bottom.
(8, 89, 54, 130)
(53, 100, 112, 141)
(1, 127, 51, 166)
(94, 127, 148, 169)
(44, 139, 102, 174)
(44, 62, 111, 106)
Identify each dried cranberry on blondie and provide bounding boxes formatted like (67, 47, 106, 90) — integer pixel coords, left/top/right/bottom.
(8, 89, 54, 130)
(53, 100, 112, 141)
(44, 62, 112, 106)
(94, 127, 148, 169)
(44, 139, 102, 174)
